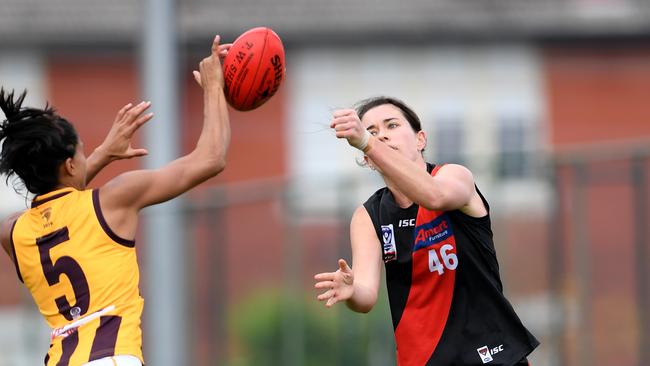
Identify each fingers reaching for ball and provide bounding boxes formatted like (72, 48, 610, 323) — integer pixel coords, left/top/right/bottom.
(211, 35, 233, 59)
(193, 35, 232, 88)
(211, 35, 221, 57)
(194, 34, 229, 89)
(218, 44, 232, 59)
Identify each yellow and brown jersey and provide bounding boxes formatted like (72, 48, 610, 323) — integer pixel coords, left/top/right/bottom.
(9, 187, 144, 366)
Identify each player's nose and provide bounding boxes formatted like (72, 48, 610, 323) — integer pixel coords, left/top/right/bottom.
(375, 128, 389, 141)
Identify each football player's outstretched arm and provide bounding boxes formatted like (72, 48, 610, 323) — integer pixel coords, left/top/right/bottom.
(97, 35, 232, 238)
(314, 206, 382, 313)
(85, 101, 153, 184)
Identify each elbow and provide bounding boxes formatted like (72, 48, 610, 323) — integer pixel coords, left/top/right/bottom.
(194, 159, 225, 183)
(355, 304, 374, 314)
(214, 156, 227, 175)
(347, 294, 377, 314)
(200, 148, 227, 177)
(420, 191, 446, 211)
(206, 156, 226, 177)
(193, 143, 228, 178)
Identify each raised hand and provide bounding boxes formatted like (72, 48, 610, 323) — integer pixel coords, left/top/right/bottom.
(192, 35, 233, 88)
(330, 109, 371, 151)
(97, 101, 152, 160)
(85, 101, 152, 183)
(314, 259, 355, 307)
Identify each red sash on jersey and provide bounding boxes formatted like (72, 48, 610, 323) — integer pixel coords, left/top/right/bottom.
(395, 165, 457, 366)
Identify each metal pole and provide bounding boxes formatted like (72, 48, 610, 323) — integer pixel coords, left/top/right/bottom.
(141, 1, 186, 365)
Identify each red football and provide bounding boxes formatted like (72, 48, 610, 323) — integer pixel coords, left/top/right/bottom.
(222, 27, 286, 111)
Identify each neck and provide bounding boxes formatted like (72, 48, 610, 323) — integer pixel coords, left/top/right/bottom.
(383, 178, 413, 208)
(55, 180, 83, 192)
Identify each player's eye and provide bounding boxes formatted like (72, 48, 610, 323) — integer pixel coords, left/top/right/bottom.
(369, 129, 378, 136)
(387, 122, 398, 129)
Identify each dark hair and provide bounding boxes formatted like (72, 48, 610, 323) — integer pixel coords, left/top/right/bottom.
(355, 96, 422, 132)
(0, 88, 79, 195)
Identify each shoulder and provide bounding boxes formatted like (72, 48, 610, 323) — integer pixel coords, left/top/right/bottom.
(437, 164, 488, 217)
(0, 211, 23, 258)
(352, 205, 370, 221)
(98, 169, 149, 211)
(434, 163, 477, 193)
(435, 163, 475, 182)
(351, 205, 377, 236)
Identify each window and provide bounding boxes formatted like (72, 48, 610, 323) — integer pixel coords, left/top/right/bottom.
(434, 117, 465, 165)
(497, 116, 535, 179)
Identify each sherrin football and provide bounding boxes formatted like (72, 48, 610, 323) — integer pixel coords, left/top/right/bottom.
(222, 27, 286, 111)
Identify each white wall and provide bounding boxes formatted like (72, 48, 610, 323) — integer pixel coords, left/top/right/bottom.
(0, 50, 47, 216)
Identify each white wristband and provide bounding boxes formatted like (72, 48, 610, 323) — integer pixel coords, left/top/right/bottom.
(356, 129, 371, 151)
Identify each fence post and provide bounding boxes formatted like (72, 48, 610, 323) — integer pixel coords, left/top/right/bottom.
(572, 162, 593, 366)
(548, 160, 567, 366)
(632, 156, 649, 366)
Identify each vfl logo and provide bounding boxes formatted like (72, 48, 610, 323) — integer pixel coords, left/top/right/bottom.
(476, 344, 504, 364)
(381, 224, 397, 262)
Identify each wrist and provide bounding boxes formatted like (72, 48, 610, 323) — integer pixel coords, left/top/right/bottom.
(203, 86, 225, 103)
(92, 145, 114, 163)
(204, 84, 224, 95)
(356, 130, 372, 152)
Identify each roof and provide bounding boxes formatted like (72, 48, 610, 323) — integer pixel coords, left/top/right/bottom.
(1, 0, 649, 46)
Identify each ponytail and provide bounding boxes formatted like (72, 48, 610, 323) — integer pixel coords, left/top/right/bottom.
(0, 88, 79, 195)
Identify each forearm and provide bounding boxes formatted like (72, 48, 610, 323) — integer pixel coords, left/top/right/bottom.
(365, 139, 444, 210)
(193, 87, 230, 170)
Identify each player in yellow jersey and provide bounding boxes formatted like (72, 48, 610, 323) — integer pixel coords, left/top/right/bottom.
(0, 35, 232, 366)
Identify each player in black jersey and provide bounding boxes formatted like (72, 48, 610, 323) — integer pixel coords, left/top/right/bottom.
(313, 96, 538, 365)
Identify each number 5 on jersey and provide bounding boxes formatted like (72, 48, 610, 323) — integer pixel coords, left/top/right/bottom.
(428, 243, 458, 275)
(37, 227, 90, 320)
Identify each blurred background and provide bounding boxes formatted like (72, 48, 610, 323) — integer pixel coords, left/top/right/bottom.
(0, 0, 649, 365)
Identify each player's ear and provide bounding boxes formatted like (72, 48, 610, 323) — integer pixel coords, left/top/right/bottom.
(62, 157, 75, 177)
(364, 156, 376, 171)
(416, 130, 427, 153)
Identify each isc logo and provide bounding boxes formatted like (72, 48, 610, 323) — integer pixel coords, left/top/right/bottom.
(398, 219, 415, 227)
(476, 344, 504, 364)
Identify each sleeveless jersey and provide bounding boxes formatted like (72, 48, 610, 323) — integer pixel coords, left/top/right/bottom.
(363, 164, 539, 366)
(9, 187, 144, 366)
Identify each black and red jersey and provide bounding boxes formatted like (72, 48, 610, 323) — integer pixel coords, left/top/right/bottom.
(363, 163, 539, 366)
